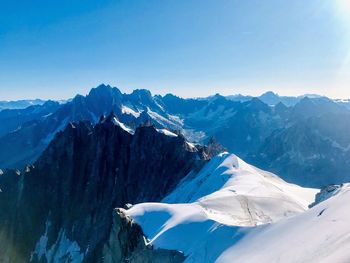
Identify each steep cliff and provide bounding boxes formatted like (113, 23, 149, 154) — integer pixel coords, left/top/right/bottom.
(0, 114, 207, 262)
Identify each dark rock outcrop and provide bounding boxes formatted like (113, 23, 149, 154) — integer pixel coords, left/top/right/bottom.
(309, 184, 342, 208)
(102, 208, 185, 263)
(0, 115, 206, 262)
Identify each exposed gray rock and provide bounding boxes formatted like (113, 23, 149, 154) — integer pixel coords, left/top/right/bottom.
(103, 208, 185, 263)
(309, 184, 342, 208)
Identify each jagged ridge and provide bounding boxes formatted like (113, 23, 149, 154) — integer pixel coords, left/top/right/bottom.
(0, 114, 211, 263)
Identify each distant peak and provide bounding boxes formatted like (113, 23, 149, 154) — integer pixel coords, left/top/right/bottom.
(261, 91, 278, 96)
(164, 93, 179, 98)
(249, 97, 265, 104)
(300, 94, 323, 99)
(298, 96, 312, 104)
(130, 89, 152, 98)
(42, 100, 59, 107)
(88, 84, 122, 98)
(209, 93, 227, 103)
(96, 83, 112, 89)
(128, 89, 154, 105)
(72, 94, 85, 103)
(275, 101, 287, 109)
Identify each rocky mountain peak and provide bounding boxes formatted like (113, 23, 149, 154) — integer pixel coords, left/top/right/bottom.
(0, 117, 207, 262)
(87, 84, 122, 98)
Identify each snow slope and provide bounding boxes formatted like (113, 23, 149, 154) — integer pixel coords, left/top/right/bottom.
(217, 183, 350, 263)
(125, 153, 319, 262)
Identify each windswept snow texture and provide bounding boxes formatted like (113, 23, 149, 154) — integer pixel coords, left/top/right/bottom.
(217, 184, 350, 263)
(126, 153, 318, 262)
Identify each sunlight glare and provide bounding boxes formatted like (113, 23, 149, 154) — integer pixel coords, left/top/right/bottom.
(336, 0, 350, 17)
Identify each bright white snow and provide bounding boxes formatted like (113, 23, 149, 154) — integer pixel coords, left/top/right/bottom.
(217, 184, 350, 263)
(156, 128, 178, 137)
(112, 116, 134, 134)
(163, 153, 317, 225)
(146, 107, 182, 129)
(121, 105, 141, 118)
(125, 153, 319, 262)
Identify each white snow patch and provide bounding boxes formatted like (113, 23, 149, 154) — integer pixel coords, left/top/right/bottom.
(217, 184, 350, 263)
(186, 142, 197, 151)
(182, 129, 206, 143)
(146, 107, 181, 129)
(167, 114, 184, 126)
(121, 105, 141, 118)
(156, 129, 178, 137)
(10, 126, 22, 133)
(112, 117, 134, 134)
(41, 113, 53, 118)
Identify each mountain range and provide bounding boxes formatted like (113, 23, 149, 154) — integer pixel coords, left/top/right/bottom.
(1, 84, 350, 187)
(1, 84, 350, 262)
(0, 99, 46, 110)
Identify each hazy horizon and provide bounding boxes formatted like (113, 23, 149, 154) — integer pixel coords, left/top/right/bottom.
(0, 84, 347, 101)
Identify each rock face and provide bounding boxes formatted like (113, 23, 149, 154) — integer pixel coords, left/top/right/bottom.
(0, 114, 206, 262)
(309, 184, 342, 208)
(102, 208, 185, 263)
(250, 112, 350, 187)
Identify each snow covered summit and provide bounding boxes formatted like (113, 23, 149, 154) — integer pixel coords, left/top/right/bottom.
(125, 152, 319, 262)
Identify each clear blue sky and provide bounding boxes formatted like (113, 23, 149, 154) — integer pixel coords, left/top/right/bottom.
(0, 0, 349, 100)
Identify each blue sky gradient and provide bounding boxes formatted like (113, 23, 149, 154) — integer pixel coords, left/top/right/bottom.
(0, 0, 349, 99)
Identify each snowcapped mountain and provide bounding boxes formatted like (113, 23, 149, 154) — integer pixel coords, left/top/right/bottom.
(0, 84, 183, 168)
(161, 94, 286, 158)
(123, 153, 318, 262)
(1, 84, 350, 188)
(2, 85, 350, 262)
